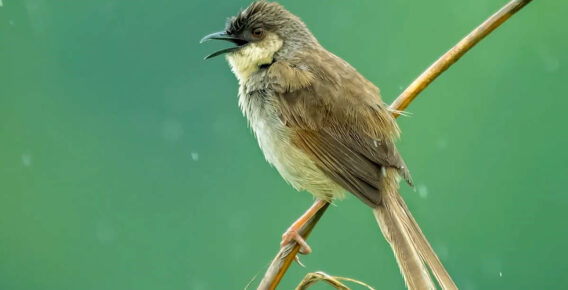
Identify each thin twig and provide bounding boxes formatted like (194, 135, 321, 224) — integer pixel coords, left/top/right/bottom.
(296, 272, 350, 290)
(257, 0, 532, 288)
(296, 271, 375, 290)
(295, 271, 375, 290)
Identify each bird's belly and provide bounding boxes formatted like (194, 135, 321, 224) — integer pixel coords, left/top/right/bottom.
(249, 115, 344, 201)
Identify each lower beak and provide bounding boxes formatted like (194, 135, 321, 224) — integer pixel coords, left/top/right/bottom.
(200, 31, 248, 60)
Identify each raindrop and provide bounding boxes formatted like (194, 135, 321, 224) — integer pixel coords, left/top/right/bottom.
(191, 280, 209, 290)
(191, 152, 199, 161)
(538, 46, 560, 72)
(417, 184, 428, 199)
(499, 272, 503, 277)
(22, 154, 31, 167)
(436, 138, 448, 150)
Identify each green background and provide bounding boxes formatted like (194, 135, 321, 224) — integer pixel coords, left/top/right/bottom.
(1, 0, 566, 289)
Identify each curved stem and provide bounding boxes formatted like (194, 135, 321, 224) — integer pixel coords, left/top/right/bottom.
(390, 0, 533, 115)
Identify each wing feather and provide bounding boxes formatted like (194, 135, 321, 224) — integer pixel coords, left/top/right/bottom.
(269, 50, 412, 206)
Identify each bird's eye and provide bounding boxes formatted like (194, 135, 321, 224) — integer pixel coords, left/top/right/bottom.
(252, 28, 264, 38)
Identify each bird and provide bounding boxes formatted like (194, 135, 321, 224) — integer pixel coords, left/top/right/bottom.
(201, 1, 456, 289)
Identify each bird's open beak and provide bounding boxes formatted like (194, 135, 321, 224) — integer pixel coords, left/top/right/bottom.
(200, 31, 248, 60)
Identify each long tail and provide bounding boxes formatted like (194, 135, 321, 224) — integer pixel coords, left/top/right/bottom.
(373, 168, 457, 289)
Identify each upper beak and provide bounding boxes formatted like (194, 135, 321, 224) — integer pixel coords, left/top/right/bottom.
(200, 31, 248, 60)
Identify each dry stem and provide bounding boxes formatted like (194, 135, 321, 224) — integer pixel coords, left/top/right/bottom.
(257, 0, 533, 289)
(295, 271, 375, 290)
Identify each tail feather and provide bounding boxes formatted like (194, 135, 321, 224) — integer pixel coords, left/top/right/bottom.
(395, 194, 457, 289)
(374, 202, 435, 289)
(374, 168, 457, 289)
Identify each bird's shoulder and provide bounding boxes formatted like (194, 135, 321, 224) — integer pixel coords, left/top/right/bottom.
(267, 48, 399, 140)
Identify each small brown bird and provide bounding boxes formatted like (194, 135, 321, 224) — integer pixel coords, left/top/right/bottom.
(202, 2, 456, 289)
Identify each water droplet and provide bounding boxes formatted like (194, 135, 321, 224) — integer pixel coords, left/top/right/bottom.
(418, 184, 428, 199)
(436, 138, 448, 150)
(191, 152, 199, 161)
(373, 140, 378, 147)
(381, 167, 386, 176)
(191, 280, 209, 290)
(538, 46, 560, 72)
(499, 272, 503, 277)
(22, 154, 31, 167)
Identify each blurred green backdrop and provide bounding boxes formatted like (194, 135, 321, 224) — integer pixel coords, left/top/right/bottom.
(1, 0, 566, 289)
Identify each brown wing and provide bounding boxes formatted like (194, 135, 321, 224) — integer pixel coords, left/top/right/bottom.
(268, 51, 412, 207)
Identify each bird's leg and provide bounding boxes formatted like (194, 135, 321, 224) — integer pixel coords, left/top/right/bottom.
(281, 199, 328, 255)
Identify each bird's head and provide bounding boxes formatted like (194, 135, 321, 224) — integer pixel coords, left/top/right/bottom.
(200, 1, 317, 81)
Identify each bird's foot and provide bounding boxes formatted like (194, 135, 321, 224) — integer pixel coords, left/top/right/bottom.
(278, 199, 327, 266)
(280, 228, 312, 255)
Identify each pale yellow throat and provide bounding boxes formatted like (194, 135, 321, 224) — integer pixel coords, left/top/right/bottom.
(226, 32, 283, 83)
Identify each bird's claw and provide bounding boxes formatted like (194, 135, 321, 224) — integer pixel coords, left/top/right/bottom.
(294, 255, 306, 267)
(281, 229, 312, 255)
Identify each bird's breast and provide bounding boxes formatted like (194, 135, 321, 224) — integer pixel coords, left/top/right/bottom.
(239, 88, 301, 184)
(238, 87, 344, 200)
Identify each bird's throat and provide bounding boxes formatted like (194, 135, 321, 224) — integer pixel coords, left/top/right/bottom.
(226, 33, 283, 84)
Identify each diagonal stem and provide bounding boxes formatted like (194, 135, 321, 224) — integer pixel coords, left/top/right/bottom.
(390, 0, 533, 116)
(258, 0, 532, 289)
